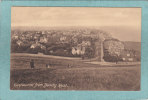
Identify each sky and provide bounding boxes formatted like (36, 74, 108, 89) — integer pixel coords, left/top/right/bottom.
(11, 7, 141, 42)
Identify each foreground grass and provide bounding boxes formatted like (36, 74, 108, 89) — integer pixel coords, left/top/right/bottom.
(10, 53, 140, 91)
(10, 66, 140, 91)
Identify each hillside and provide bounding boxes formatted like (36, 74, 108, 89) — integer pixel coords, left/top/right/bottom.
(11, 27, 141, 62)
(123, 41, 141, 52)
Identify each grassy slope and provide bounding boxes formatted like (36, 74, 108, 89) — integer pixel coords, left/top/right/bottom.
(10, 53, 140, 91)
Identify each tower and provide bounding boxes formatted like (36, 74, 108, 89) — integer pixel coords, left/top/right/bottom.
(94, 34, 105, 62)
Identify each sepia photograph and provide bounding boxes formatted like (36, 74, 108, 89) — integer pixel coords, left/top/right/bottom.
(10, 7, 141, 91)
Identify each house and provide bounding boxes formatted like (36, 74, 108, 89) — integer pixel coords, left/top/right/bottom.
(72, 47, 77, 55)
(71, 40, 90, 56)
(16, 40, 23, 46)
(120, 50, 136, 62)
(72, 45, 85, 55)
(30, 43, 40, 49)
(60, 36, 66, 41)
(39, 37, 48, 43)
(12, 35, 18, 39)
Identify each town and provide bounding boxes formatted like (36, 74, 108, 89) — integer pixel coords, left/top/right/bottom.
(11, 28, 141, 62)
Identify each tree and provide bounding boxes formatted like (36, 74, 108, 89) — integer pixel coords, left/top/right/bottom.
(103, 39, 124, 62)
(84, 46, 94, 59)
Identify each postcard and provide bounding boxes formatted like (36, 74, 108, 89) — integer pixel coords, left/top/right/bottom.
(10, 7, 141, 91)
(0, 1, 148, 100)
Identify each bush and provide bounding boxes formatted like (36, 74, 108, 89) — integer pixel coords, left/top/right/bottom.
(103, 52, 122, 62)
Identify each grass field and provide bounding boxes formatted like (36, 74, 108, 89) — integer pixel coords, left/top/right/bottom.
(10, 53, 141, 91)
